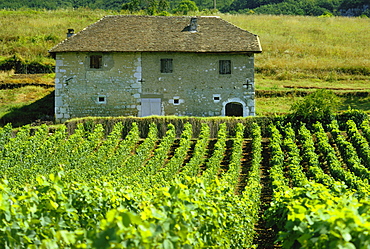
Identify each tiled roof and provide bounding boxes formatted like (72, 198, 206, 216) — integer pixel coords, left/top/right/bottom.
(49, 15, 262, 54)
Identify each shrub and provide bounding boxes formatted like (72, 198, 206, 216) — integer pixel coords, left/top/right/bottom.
(288, 89, 341, 126)
(173, 0, 198, 14)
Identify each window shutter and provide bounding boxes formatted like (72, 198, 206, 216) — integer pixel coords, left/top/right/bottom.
(219, 60, 231, 74)
(160, 59, 173, 73)
(90, 55, 102, 69)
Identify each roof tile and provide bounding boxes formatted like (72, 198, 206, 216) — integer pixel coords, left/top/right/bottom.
(49, 15, 262, 54)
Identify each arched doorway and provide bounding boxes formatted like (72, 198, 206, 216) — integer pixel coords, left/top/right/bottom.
(225, 102, 243, 117)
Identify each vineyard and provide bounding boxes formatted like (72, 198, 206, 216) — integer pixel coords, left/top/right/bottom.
(1, 118, 370, 248)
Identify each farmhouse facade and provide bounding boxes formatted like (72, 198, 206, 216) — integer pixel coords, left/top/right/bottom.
(49, 15, 262, 123)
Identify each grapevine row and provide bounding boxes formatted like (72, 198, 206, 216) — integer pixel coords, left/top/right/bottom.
(130, 123, 176, 187)
(152, 122, 193, 186)
(201, 123, 228, 186)
(281, 123, 310, 187)
(268, 124, 289, 196)
(112, 122, 158, 183)
(220, 122, 245, 190)
(179, 123, 210, 178)
(240, 122, 263, 246)
(313, 122, 370, 196)
(297, 124, 337, 187)
(328, 120, 370, 181)
(345, 119, 370, 169)
(360, 119, 370, 143)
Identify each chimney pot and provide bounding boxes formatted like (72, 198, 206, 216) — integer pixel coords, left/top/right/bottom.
(67, 29, 75, 38)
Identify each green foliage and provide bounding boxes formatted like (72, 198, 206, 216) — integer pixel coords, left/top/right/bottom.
(225, 0, 367, 16)
(345, 119, 370, 169)
(265, 121, 370, 248)
(289, 89, 341, 125)
(268, 183, 370, 249)
(4, 117, 370, 248)
(328, 120, 370, 182)
(64, 116, 274, 138)
(0, 54, 54, 74)
(251, 0, 341, 16)
(337, 108, 369, 129)
(121, 0, 172, 15)
(0, 122, 264, 248)
(298, 124, 336, 187)
(173, 0, 198, 14)
(1, 0, 368, 16)
(122, 0, 141, 12)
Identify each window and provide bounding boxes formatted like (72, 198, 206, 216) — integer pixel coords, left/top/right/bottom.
(161, 59, 173, 73)
(219, 60, 231, 74)
(213, 94, 221, 103)
(171, 97, 181, 105)
(90, 55, 102, 69)
(97, 95, 106, 104)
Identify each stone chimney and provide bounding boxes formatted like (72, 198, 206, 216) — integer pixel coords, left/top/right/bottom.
(67, 29, 75, 38)
(189, 17, 198, 32)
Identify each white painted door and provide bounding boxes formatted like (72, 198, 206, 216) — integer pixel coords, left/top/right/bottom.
(141, 98, 161, 117)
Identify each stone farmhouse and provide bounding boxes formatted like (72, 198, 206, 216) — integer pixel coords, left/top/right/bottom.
(49, 15, 262, 123)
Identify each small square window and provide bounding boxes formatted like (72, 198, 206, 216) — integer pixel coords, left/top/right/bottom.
(213, 94, 221, 103)
(90, 55, 102, 69)
(161, 59, 173, 73)
(219, 60, 231, 74)
(97, 96, 106, 104)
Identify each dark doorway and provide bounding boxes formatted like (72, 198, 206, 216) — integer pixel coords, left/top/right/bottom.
(225, 102, 243, 117)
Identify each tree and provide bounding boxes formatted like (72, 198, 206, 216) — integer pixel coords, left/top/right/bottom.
(122, 0, 141, 12)
(146, 0, 158, 15)
(157, 0, 169, 12)
(173, 0, 198, 14)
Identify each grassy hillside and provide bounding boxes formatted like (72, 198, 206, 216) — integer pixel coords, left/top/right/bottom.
(223, 14, 370, 75)
(1, 9, 369, 73)
(0, 9, 117, 62)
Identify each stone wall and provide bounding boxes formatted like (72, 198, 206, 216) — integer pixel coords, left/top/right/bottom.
(141, 52, 255, 117)
(54, 51, 255, 123)
(55, 52, 142, 123)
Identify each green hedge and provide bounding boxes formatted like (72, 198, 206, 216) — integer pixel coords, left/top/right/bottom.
(64, 116, 275, 138)
(0, 55, 54, 74)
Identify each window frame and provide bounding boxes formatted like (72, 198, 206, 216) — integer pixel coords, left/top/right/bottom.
(90, 55, 103, 69)
(160, 58, 173, 73)
(219, 60, 231, 75)
(97, 95, 107, 104)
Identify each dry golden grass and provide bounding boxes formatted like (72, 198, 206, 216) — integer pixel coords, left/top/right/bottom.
(1, 10, 369, 74)
(0, 9, 118, 60)
(0, 86, 53, 113)
(221, 14, 370, 75)
(0, 73, 54, 87)
(256, 96, 298, 116)
(0, 70, 14, 81)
